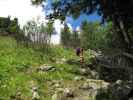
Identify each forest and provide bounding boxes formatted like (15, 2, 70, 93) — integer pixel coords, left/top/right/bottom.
(0, 17, 20, 34)
(0, 0, 133, 100)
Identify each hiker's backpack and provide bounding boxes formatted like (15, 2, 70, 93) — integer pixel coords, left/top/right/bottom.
(76, 48, 81, 56)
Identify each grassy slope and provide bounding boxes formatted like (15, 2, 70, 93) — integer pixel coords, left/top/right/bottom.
(0, 36, 93, 100)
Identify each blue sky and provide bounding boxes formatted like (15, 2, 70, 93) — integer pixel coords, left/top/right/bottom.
(66, 13, 101, 30)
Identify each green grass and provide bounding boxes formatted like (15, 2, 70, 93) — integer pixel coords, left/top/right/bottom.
(0, 36, 93, 99)
(0, 36, 116, 100)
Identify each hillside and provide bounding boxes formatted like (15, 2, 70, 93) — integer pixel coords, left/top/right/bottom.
(0, 36, 132, 100)
(0, 36, 93, 100)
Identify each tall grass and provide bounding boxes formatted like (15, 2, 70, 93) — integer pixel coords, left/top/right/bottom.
(0, 36, 84, 99)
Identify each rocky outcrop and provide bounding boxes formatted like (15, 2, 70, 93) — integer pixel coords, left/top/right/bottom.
(51, 79, 110, 100)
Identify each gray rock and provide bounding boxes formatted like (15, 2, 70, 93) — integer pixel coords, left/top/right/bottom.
(56, 58, 66, 64)
(32, 87, 40, 100)
(80, 82, 92, 90)
(115, 80, 123, 85)
(52, 93, 58, 100)
(52, 88, 74, 100)
(89, 82, 100, 90)
(37, 64, 55, 72)
(61, 58, 66, 62)
(32, 92, 40, 100)
(56, 88, 64, 93)
(52, 88, 64, 100)
(79, 68, 88, 75)
(74, 76, 84, 81)
(63, 88, 74, 97)
(81, 82, 100, 91)
(15, 91, 23, 100)
(91, 70, 99, 79)
(80, 79, 110, 97)
(54, 83, 60, 88)
(51, 80, 62, 89)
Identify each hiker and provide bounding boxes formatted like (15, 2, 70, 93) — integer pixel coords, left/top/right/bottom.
(76, 47, 81, 56)
(76, 47, 84, 63)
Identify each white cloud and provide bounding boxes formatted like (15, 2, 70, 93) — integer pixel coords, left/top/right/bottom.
(0, 0, 63, 44)
(51, 19, 64, 44)
(0, 0, 44, 27)
(67, 23, 73, 32)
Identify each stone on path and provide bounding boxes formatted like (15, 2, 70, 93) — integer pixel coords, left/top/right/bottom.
(91, 70, 99, 79)
(32, 87, 40, 100)
(74, 76, 84, 81)
(56, 58, 67, 64)
(63, 88, 75, 97)
(36, 64, 55, 72)
(79, 68, 90, 75)
(52, 93, 58, 100)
